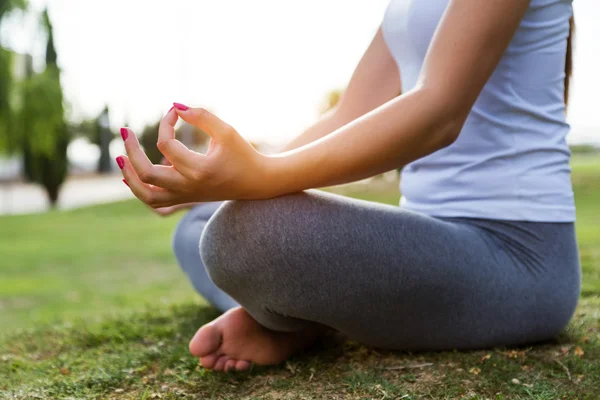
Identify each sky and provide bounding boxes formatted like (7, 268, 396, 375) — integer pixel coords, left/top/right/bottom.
(3, 0, 599, 148)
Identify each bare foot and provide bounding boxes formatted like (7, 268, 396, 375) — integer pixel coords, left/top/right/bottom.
(189, 307, 322, 372)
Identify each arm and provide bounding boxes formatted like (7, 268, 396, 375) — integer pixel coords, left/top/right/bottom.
(268, 0, 530, 193)
(281, 28, 401, 152)
(117, 0, 530, 207)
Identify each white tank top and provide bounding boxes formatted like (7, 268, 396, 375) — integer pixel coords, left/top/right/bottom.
(382, 0, 575, 222)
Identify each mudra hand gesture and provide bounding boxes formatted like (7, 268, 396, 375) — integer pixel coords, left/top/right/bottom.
(117, 103, 273, 208)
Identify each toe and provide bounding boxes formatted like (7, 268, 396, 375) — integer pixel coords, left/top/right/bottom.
(199, 353, 219, 369)
(224, 359, 237, 372)
(189, 323, 222, 358)
(235, 360, 251, 371)
(214, 355, 229, 371)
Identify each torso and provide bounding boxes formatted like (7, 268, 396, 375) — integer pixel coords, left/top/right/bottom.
(382, 0, 575, 222)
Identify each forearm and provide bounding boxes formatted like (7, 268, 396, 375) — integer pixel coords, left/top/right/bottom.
(267, 88, 463, 195)
(280, 108, 351, 152)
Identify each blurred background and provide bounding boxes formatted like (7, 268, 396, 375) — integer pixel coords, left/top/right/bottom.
(0, 0, 394, 213)
(0, 0, 599, 329)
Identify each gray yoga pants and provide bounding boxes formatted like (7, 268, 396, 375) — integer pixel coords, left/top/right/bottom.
(172, 190, 580, 350)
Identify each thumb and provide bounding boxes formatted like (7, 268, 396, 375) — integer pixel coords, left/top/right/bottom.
(172, 103, 235, 142)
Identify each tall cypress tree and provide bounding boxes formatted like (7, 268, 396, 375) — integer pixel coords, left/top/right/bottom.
(21, 8, 69, 206)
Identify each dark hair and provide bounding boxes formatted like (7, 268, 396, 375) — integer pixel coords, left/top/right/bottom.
(564, 16, 574, 108)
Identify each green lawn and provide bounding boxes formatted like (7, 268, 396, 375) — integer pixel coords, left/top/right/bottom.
(1, 157, 599, 399)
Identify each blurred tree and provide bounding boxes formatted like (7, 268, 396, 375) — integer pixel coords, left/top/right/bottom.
(69, 118, 95, 139)
(70, 107, 115, 173)
(0, 47, 14, 152)
(41, 7, 56, 64)
(139, 120, 162, 164)
(0, 0, 27, 19)
(95, 105, 113, 173)
(0, 0, 28, 153)
(19, 8, 69, 206)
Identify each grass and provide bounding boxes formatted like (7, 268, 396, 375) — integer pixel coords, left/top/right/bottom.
(1, 156, 599, 399)
(0, 200, 194, 331)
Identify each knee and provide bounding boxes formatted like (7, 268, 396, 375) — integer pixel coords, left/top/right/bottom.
(200, 201, 254, 290)
(200, 192, 319, 294)
(199, 197, 291, 294)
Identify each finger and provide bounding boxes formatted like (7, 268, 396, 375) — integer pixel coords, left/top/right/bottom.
(117, 155, 177, 208)
(173, 103, 235, 143)
(120, 127, 187, 190)
(156, 107, 203, 175)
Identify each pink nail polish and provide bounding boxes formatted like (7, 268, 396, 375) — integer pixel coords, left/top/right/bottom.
(116, 156, 125, 169)
(168, 106, 175, 112)
(173, 102, 190, 111)
(120, 128, 128, 141)
(122, 179, 129, 187)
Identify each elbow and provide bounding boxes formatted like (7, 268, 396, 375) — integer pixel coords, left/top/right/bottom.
(438, 122, 461, 149)
(425, 113, 463, 153)
(416, 86, 466, 151)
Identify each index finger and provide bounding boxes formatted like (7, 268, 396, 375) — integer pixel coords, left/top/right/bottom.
(156, 107, 198, 173)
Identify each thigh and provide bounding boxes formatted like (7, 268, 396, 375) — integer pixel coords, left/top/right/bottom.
(201, 190, 577, 350)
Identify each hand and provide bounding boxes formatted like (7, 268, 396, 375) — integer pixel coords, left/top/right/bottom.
(117, 104, 273, 208)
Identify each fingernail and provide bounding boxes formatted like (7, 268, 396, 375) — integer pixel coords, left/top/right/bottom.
(122, 179, 129, 187)
(120, 128, 128, 141)
(168, 106, 174, 112)
(116, 156, 125, 169)
(173, 102, 189, 111)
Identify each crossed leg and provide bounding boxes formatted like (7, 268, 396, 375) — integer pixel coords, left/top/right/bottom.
(173, 191, 579, 372)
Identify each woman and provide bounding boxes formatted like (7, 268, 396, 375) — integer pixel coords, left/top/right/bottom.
(116, 0, 580, 373)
